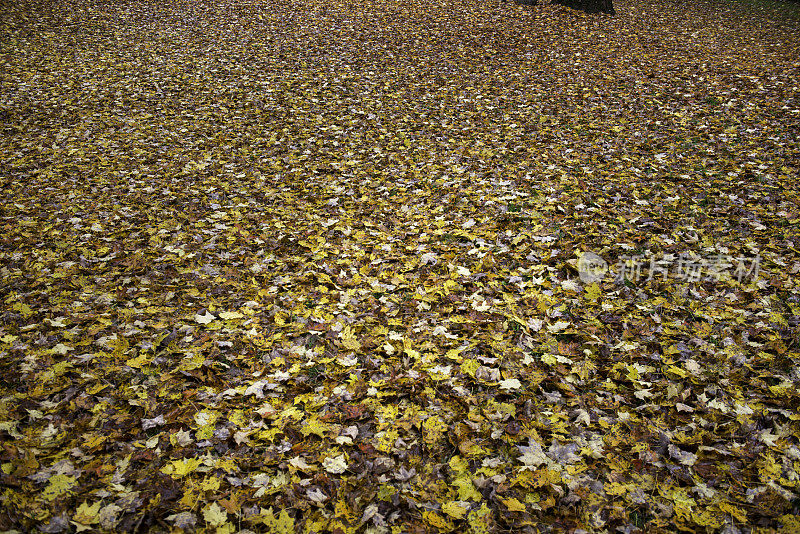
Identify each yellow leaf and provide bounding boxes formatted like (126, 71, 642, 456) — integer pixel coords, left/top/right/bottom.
(442, 501, 469, 519)
(541, 354, 558, 366)
(125, 353, 153, 369)
(584, 282, 601, 302)
(664, 365, 687, 379)
(42, 474, 77, 501)
(161, 457, 201, 477)
(449, 455, 468, 473)
(467, 503, 493, 534)
(403, 337, 420, 359)
(445, 347, 464, 362)
(340, 326, 361, 351)
(779, 514, 800, 532)
(229, 409, 247, 428)
(770, 311, 788, 326)
(203, 502, 227, 527)
(73, 501, 101, 525)
(716, 502, 747, 523)
(423, 511, 454, 529)
(300, 418, 329, 438)
(500, 497, 526, 512)
(377, 428, 399, 452)
(422, 416, 448, 444)
(691, 509, 722, 528)
(196, 424, 214, 440)
(263, 509, 295, 534)
(87, 383, 108, 395)
(12, 302, 33, 317)
(461, 359, 479, 377)
(112, 336, 129, 357)
(528, 468, 562, 488)
(201, 477, 221, 491)
(453, 474, 481, 501)
(604, 482, 630, 496)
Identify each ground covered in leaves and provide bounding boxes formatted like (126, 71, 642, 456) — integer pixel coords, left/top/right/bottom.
(1, 0, 800, 531)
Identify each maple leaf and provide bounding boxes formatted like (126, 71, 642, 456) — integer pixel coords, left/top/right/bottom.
(72, 501, 101, 526)
(442, 500, 470, 519)
(518, 439, 549, 469)
(322, 454, 348, 474)
(202, 502, 228, 527)
(1, 0, 798, 530)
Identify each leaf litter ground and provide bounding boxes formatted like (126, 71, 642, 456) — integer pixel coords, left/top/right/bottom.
(1, 0, 799, 531)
